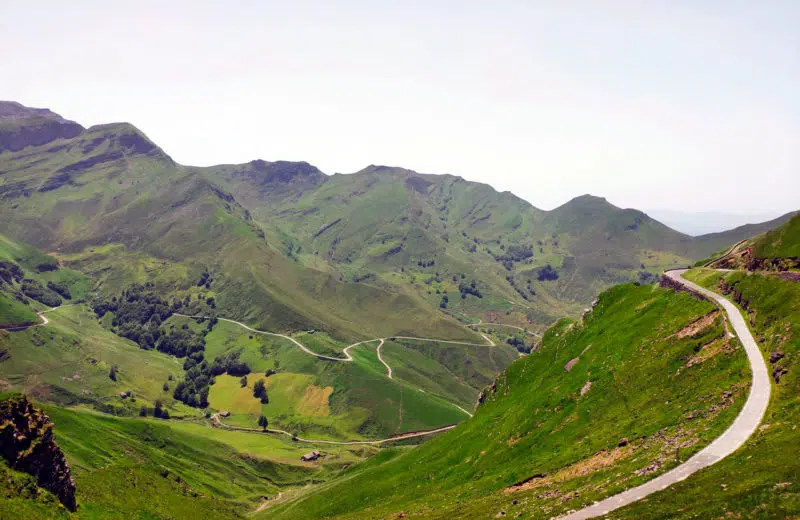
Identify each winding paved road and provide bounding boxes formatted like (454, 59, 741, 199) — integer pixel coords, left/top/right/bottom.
(561, 269, 771, 520)
(174, 314, 495, 377)
(211, 413, 457, 445)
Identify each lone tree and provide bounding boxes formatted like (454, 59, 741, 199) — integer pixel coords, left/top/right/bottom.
(109, 365, 118, 381)
(139, 406, 147, 417)
(154, 400, 164, 418)
(258, 415, 268, 431)
(240, 376, 248, 388)
(163, 382, 169, 392)
(253, 379, 268, 404)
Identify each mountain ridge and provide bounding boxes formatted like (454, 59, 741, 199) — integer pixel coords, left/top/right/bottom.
(0, 101, 793, 334)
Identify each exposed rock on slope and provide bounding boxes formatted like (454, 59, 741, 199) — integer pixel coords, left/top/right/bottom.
(0, 101, 84, 152)
(0, 394, 76, 511)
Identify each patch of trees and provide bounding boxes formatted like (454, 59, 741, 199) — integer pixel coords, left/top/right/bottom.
(209, 350, 251, 377)
(0, 261, 24, 285)
(459, 280, 483, 299)
(536, 265, 559, 282)
(439, 294, 449, 309)
(197, 268, 213, 289)
(506, 335, 532, 354)
(173, 363, 212, 408)
(92, 284, 180, 350)
(493, 244, 534, 270)
(46, 281, 72, 300)
(21, 279, 62, 307)
(158, 328, 205, 358)
(417, 259, 435, 268)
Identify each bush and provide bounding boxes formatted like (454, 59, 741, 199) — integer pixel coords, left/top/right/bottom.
(46, 281, 71, 299)
(536, 265, 559, 282)
(253, 379, 268, 404)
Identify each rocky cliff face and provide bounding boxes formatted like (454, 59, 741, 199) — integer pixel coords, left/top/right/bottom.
(0, 101, 84, 152)
(0, 394, 77, 511)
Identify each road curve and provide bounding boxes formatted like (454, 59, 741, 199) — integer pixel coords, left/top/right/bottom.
(375, 339, 392, 378)
(6, 304, 72, 331)
(561, 269, 771, 520)
(211, 413, 456, 445)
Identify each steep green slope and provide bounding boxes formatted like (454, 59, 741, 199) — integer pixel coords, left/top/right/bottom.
(615, 269, 799, 518)
(0, 395, 370, 519)
(706, 212, 800, 271)
(751, 212, 800, 263)
(0, 305, 192, 416)
(0, 112, 475, 342)
(265, 283, 749, 519)
(695, 211, 798, 260)
(0, 233, 89, 327)
(210, 164, 705, 327)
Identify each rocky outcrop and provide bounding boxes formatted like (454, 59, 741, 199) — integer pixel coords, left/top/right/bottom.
(0, 101, 84, 152)
(659, 273, 709, 302)
(0, 394, 77, 511)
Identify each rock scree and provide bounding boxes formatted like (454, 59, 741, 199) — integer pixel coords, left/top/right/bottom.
(0, 394, 77, 511)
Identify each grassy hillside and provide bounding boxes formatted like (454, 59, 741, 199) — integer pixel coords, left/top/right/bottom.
(180, 316, 513, 439)
(263, 283, 750, 519)
(0, 233, 89, 327)
(209, 165, 704, 328)
(0, 398, 372, 519)
(706, 212, 800, 271)
(751, 212, 800, 262)
(0, 305, 194, 416)
(614, 268, 799, 518)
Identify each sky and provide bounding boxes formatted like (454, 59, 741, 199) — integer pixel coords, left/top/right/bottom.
(2, 1, 798, 224)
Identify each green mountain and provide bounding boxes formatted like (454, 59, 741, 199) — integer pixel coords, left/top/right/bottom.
(1, 101, 798, 519)
(263, 282, 749, 519)
(1, 101, 791, 336)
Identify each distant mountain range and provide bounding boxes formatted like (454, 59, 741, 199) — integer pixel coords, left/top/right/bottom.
(645, 209, 791, 236)
(0, 101, 795, 333)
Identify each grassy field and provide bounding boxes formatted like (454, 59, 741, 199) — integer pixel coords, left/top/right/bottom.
(263, 283, 750, 519)
(612, 268, 799, 518)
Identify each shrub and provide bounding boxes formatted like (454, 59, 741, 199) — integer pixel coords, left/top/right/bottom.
(253, 379, 268, 404)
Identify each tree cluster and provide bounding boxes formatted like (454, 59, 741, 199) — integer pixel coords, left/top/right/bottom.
(458, 280, 483, 299)
(92, 284, 181, 350)
(21, 279, 62, 307)
(197, 268, 213, 289)
(536, 265, 559, 282)
(46, 281, 72, 300)
(493, 244, 534, 270)
(209, 350, 251, 377)
(0, 260, 24, 285)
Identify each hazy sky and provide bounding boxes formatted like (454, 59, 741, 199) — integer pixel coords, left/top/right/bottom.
(2, 1, 798, 217)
